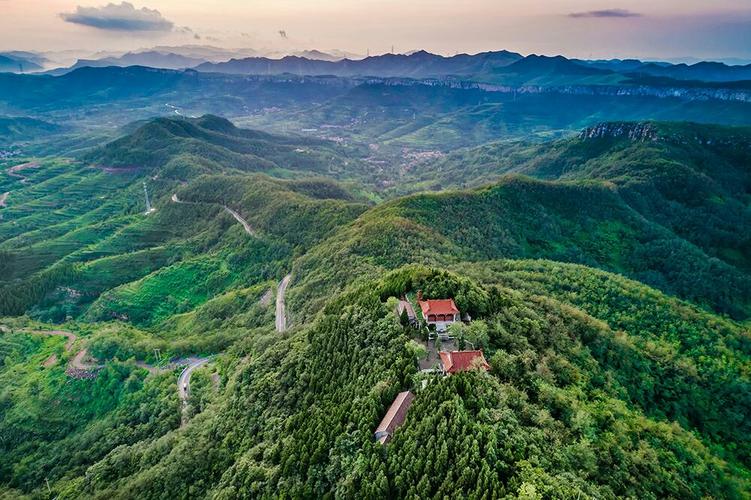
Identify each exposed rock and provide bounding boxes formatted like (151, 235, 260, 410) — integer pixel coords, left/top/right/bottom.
(581, 122, 658, 141)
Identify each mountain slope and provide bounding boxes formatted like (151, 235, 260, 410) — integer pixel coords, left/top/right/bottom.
(2, 115, 751, 498)
(82, 115, 366, 180)
(6, 264, 748, 498)
(292, 173, 750, 319)
(0, 116, 61, 144)
(49, 51, 206, 75)
(413, 121, 751, 289)
(0, 54, 43, 73)
(0, 148, 366, 323)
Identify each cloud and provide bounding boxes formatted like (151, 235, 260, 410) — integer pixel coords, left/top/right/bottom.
(60, 2, 174, 31)
(569, 9, 642, 19)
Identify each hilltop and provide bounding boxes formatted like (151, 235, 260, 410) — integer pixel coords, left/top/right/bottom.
(82, 115, 367, 181)
(2, 263, 749, 498)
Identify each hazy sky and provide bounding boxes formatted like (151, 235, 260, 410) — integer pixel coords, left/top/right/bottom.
(1, 0, 750, 61)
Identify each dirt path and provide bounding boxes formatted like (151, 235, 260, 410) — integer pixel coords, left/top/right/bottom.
(224, 206, 255, 236)
(69, 348, 103, 370)
(259, 288, 273, 307)
(6, 161, 39, 184)
(30, 329, 77, 351)
(42, 353, 58, 367)
(276, 274, 292, 332)
(0, 192, 8, 207)
(24, 329, 103, 373)
(135, 360, 168, 375)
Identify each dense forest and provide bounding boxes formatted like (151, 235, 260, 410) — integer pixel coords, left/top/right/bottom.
(2, 265, 748, 498)
(1, 116, 750, 498)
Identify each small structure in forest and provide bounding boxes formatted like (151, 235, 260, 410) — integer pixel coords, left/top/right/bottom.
(396, 297, 417, 327)
(417, 290, 460, 332)
(374, 391, 415, 444)
(439, 350, 490, 375)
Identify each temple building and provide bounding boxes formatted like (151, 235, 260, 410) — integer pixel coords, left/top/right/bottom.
(374, 391, 415, 444)
(439, 350, 491, 374)
(417, 291, 460, 332)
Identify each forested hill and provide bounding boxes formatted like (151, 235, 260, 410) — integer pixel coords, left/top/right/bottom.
(403, 121, 751, 307)
(82, 115, 365, 180)
(292, 173, 751, 320)
(2, 115, 751, 497)
(5, 264, 748, 498)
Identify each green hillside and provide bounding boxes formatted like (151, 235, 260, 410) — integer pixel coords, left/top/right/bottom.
(2, 118, 751, 498)
(0, 148, 367, 324)
(292, 174, 750, 319)
(4, 264, 748, 498)
(0, 116, 61, 145)
(82, 114, 368, 181)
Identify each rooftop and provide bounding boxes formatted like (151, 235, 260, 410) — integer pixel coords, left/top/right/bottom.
(439, 350, 490, 374)
(418, 298, 459, 316)
(375, 391, 415, 444)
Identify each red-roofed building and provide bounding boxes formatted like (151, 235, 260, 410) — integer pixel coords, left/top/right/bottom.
(439, 350, 490, 374)
(374, 391, 415, 444)
(417, 292, 460, 332)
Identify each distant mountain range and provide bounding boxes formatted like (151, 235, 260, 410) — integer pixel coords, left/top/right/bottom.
(0, 53, 43, 73)
(194, 50, 751, 84)
(194, 50, 525, 79)
(39, 47, 361, 75)
(44, 51, 208, 75)
(1, 64, 749, 151)
(5, 46, 750, 84)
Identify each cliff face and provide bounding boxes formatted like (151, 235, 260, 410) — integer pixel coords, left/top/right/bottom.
(580, 122, 658, 141)
(580, 121, 751, 149)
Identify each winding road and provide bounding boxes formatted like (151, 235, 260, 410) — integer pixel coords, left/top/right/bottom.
(178, 357, 210, 401)
(7, 161, 39, 184)
(276, 274, 292, 332)
(178, 357, 210, 425)
(16, 327, 213, 420)
(22, 329, 101, 372)
(223, 206, 255, 236)
(171, 193, 255, 236)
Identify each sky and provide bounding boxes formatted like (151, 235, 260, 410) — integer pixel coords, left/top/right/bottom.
(1, 0, 750, 62)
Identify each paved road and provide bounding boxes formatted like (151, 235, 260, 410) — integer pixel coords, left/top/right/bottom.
(276, 274, 292, 332)
(135, 360, 171, 375)
(171, 194, 255, 236)
(178, 357, 210, 402)
(178, 357, 210, 426)
(223, 206, 255, 236)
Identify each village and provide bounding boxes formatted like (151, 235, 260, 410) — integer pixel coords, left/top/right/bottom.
(374, 290, 490, 445)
